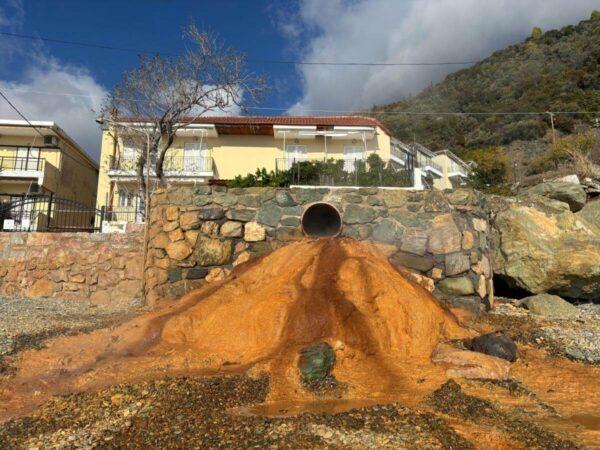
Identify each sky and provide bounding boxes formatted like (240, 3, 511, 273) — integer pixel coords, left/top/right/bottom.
(0, 0, 597, 161)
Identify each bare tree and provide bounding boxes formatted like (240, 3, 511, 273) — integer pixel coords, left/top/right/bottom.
(101, 23, 266, 197)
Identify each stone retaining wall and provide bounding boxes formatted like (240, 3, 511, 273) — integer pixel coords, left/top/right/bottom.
(0, 230, 144, 305)
(147, 186, 494, 305)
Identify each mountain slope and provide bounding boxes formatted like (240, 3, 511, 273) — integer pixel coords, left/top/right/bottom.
(372, 14, 600, 153)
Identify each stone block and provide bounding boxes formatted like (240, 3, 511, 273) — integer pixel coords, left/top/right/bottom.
(233, 251, 251, 267)
(461, 231, 474, 250)
(427, 214, 461, 255)
(277, 227, 304, 241)
(280, 216, 301, 227)
(258, 203, 282, 227)
(168, 267, 182, 283)
(166, 241, 193, 260)
(437, 276, 474, 296)
(238, 195, 262, 208)
(201, 221, 220, 236)
(197, 206, 225, 220)
(371, 219, 403, 243)
(444, 253, 471, 276)
(28, 279, 55, 298)
(179, 211, 202, 230)
(226, 209, 256, 222)
(220, 221, 243, 238)
(164, 206, 179, 221)
(399, 229, 428, 256)
(194, 237, 233, 266)
(244, 221, 266, 242)
(343, 204, 376, 224)
(275, 190, 296, 207)
(390, 252, 434, 273)
(168, 228, 184, 242)
(163, 221, 179, 233)
(185, 267, 208, 280)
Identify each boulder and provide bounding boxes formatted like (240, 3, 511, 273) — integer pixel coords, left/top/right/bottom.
(470, 333, 517, 362)
(432, 344, 510, 380)
(577, 199, 600, 230)
(298, 342, 335, 384)
(490, 195, 600, 300)
(437, 277, 474, 296)
(165, 241, 192, 260)
(520, 293, 578, 318)
(399, 228, 429, 256)
(525, 182, 587, 212)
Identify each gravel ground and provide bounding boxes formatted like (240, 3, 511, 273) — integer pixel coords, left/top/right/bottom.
(0, 296, 138, 368)
(0, 374, 580, 450)
(489, 300, 600, 364)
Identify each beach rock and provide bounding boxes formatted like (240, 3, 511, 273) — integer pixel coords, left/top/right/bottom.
(525, 181, 586, 212)
(471, 333, 517, 362)
(490, 195, 600, 300)
(298, 342, 336, 383)
(432, 344, 510, 380)
(521, 293, 578, 318)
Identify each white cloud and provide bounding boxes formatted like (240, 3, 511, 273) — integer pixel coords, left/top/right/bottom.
(0, 0, 25, 57)
(0, 56, 107, 160)
(285, 0, 599, 114)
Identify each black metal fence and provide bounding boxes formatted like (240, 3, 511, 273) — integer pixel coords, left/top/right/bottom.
(0, 193, 104, 232)
(274, 157, 414, 187)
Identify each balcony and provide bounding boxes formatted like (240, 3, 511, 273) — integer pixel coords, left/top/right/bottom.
(0, 156, 45, 172)
(108, 155, 214, 179)
(0, 157, 54, 189)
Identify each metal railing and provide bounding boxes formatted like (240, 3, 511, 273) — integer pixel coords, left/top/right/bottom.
(0, 193, 103, 232)
(0, 156, 45, 172)
(416, 154, 443, 173)
(274, 157, 413, 187)
(108, 155, 213, 174)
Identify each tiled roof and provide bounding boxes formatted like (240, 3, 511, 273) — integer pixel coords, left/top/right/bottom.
(119, 115, 389, 133)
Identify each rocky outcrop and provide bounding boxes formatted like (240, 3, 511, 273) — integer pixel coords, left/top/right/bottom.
(525, 181, 587, 212)
(520, 293, 579, 317)
(577, 199, 600, 231)
(489, 195, 600, 300)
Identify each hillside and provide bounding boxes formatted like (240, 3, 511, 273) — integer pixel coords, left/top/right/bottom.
(372, 14, 600, 154)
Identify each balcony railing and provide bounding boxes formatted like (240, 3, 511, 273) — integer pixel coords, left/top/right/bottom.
(0, 156, 45, 172)
(274, 157, 413, 187)
(416, 154, 443, 174)
(108, 155, 213, 175)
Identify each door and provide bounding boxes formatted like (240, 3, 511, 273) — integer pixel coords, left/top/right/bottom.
(184, 142, 207, 171)
(285, 144, 308, 169)
(343, 146, 365, 172)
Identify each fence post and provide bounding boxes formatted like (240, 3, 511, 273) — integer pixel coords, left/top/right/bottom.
(46, 192, 53, 231)
(100, 206, 106, 232)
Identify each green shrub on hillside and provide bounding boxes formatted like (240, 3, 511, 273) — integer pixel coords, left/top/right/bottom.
(463, 147, 511, 195)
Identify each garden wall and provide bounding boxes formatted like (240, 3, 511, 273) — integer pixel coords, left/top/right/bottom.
(146, 186, 494, 306)
(0, 229, 144, 305)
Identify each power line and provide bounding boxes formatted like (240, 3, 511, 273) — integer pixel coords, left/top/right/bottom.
(5, 87, 600, 117)
(0, 30, 484, 67)
(0, 88, 99, 170)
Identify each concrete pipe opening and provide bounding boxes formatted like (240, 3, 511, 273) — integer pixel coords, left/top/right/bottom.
(301, 203, 342, 237)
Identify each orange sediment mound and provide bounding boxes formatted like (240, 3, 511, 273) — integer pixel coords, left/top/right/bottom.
(0, 238, 471, 421)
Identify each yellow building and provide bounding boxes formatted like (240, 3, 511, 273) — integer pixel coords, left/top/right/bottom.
(0, 119, 98, 200)
(0, 120, 99, 230)
(97, 116, 469, 222)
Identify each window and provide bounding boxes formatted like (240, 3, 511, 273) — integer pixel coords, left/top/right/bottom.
(343, 146, 365, 172)
(118, 190, 135, 207)
(122, 142, 138, 161)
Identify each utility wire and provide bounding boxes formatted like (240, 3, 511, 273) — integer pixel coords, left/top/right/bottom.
(0, 88, 99, 170)
(5, 87, 600, 117)
(0, 30, 490, 67)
